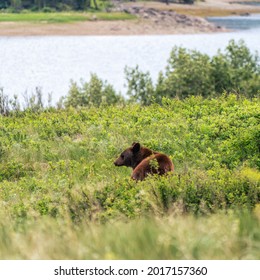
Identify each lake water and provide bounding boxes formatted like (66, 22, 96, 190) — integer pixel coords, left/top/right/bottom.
(0, 18, 259, 103)
(232, 1, 260, 6)
(207, 13, 260, 30)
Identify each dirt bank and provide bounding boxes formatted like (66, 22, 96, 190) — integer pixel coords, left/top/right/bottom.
(0, 14, 225, 36)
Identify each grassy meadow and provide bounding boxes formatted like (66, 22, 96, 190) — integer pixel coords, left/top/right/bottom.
(0, 95, 259, 259)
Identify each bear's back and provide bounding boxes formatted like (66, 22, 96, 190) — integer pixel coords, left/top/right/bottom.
(131, 152, 174, 181)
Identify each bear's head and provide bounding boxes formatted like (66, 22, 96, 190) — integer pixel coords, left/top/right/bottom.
(114, 142, 142, 168)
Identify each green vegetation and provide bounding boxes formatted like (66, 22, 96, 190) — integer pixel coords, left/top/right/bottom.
(1, 211, 260, 259)
(64, 74, 124, 108)
(0, 11, 136, 23)
(59, 40, 259, 109)
(125, 40, 260, 105)
(0, 40, 259, 259)
(0, 95, 259, 259)
(0, 0, 104, 12)
(0, 0, 196, 13)
(0, 0, 137, 23)
(0, 11, 88, 23)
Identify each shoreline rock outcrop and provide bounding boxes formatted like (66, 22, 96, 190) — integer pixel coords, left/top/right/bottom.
(121, 6, 226, 32)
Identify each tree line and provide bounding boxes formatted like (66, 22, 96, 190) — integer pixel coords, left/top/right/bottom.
(0, 0, 99, 11)
(0, 0, 195, 12)
(0, 40, 259, 115)
(65, 40, 259, 108)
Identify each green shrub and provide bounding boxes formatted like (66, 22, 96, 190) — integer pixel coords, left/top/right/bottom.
(0, 161, 33, 182)
(211, 39, 260, 97)
(163, 46, 214, 98)
(93, 167, 260, 219)
(64, 74, 123, 108)
(125, 66, 156, 105)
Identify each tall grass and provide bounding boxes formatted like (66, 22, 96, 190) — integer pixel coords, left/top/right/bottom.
(0, 211, 260, 259)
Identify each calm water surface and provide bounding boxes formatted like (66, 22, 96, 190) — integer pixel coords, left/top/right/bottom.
(207, 13, 260, 30)
(0, 26, 259, 103)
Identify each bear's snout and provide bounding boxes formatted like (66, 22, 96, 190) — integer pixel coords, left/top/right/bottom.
(114, 159, 121, 166)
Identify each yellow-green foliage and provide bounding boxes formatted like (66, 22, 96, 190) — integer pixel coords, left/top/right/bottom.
(0, 211, 260, 259)
(0, 95, 259, 259)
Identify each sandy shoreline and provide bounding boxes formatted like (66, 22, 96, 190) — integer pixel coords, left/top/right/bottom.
(0, 20, 217, 36)
(0, 0, 259, 36)
(0, 16, 227, 36)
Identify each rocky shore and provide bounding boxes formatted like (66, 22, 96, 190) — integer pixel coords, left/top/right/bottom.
(121, 6, 226, 33)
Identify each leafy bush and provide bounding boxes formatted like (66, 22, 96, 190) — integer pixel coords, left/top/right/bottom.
(125, 66, 156, 105)
(211, 39, 260, 97)
(163, 46, 214, 99)
(64, 74, 123, 108)
(94, 167, 260, 220)
(0, 161, 33, 182)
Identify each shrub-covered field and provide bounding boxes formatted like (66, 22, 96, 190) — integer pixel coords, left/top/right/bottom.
(0, 95, 259, 259)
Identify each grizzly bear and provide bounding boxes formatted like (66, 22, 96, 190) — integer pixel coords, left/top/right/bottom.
(114, 142, 174, 181)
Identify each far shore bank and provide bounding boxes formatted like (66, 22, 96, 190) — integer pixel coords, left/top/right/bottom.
(0, 0, 260, 36)
(0, 20, 224, 36)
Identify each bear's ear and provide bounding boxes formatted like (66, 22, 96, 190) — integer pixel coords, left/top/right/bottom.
(132, 142, 140, 153)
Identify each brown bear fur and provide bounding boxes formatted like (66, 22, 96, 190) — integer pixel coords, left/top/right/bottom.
(114, 142, 174, 181)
